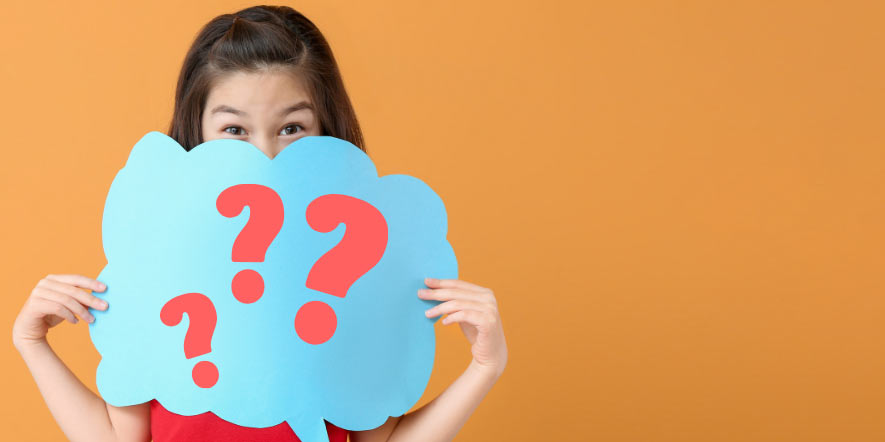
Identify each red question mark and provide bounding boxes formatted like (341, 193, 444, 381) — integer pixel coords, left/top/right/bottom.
(216, 184, 284, 304)
(296, 194, 388, 345)
(160, 292, 219, 388)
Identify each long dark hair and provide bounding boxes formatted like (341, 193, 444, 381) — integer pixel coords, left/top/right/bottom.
(166, 5, 366, 153)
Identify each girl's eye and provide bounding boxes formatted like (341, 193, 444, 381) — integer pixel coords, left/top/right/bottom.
(281, 124, 304, 135)
(223, 126, 245, 136)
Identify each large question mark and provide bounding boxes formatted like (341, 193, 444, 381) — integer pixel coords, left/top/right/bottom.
(216, 184, 284, 304)
(295, 194, 388, 345)
(160, 292, 219, 388)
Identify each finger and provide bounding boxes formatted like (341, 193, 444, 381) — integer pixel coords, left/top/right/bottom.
(441, 309, 495, 328)
(38, 278, 108, 311)
(418, 287, 494, 305)
(45, 274, 106, 293)
(425, 299, 489, 318)
(424, 278, 491, 293)
(33, 286, 95, 323)
(33, 297, 79, 324)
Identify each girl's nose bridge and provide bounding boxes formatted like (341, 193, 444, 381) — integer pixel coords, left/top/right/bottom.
(251, 134, 281, 159)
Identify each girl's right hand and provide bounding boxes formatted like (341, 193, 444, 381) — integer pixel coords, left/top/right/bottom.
(12, 274, 109, 349)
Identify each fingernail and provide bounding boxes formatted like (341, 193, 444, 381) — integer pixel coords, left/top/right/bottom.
(425, 277, 438, 284)
(425, 309, 433, 317)
(417, 289, 429, 295)
(98, 283, 107, 291)
(100, 301, 108, 309)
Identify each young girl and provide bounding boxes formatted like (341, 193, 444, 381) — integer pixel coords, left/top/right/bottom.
(12, 5, 508, 442)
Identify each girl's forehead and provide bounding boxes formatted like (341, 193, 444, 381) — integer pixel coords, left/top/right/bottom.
(208, 69, 311, 105)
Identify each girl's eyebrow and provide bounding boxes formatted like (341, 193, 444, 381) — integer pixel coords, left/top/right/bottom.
(210, 101, 314, 117)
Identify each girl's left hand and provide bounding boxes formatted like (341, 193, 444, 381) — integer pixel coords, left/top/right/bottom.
(419, 278, 508, 378)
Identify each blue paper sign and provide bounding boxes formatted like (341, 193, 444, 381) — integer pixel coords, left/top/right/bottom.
(87, 131, 458, 442)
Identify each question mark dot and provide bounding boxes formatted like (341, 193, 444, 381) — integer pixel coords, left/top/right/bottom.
(232, 269, 264, 304)
(295, 301, 337, 345)
(192, 361, 218, 388)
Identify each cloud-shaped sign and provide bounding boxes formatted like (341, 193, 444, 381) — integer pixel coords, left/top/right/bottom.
(87, 131, 458, 442)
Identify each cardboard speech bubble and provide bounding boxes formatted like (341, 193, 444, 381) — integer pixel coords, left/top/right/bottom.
(87, 131, 457, 442)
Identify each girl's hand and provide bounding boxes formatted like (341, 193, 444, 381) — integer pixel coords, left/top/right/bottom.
(12, 274, 109, 349)
(419, 278, 508, 378)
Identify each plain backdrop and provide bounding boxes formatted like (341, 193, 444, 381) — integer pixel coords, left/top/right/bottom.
(2, 1, 884, 441)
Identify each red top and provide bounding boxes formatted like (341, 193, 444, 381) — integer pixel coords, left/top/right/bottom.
(150, 399, 349, 442)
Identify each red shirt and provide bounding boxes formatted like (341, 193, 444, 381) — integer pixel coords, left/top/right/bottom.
(150, 399, 349, 442)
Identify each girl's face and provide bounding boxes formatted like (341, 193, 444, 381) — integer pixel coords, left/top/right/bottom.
(201, 68, 322, 159)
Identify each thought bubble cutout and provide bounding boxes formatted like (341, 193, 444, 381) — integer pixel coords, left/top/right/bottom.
(87, 131, 457, 442)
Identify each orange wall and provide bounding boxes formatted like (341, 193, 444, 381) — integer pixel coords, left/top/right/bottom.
(3, 1, 885, 441)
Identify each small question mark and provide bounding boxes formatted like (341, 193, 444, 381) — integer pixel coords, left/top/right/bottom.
(216, 184, 284, 304)
(160, 292, 219, 388)
(296, 194, 388, 345)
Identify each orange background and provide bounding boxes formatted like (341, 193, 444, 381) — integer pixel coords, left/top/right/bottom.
(2, 1, 885, 441)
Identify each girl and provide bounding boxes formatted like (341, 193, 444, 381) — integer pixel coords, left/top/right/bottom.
(12, 5, 508, 442)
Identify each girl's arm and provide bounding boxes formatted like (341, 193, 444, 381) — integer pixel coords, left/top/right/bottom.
(13, 274, 151, 442)
(351, 277, 508, 442)
(16, 339, 151, 442)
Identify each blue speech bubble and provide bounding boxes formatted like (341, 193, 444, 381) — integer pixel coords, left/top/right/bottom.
(87, 131, 457, 442)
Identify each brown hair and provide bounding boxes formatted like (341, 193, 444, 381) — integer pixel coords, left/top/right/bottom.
(166, 5, 366, 153)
